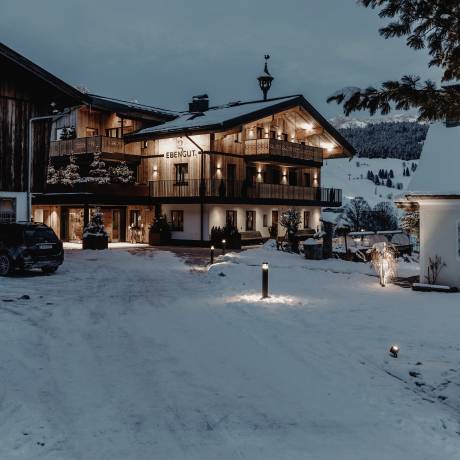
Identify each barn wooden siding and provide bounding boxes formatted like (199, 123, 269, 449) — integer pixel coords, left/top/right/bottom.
(0, 53, 79, 193)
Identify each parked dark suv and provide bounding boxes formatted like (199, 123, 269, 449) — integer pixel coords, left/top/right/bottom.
(0, 222, 64, 276)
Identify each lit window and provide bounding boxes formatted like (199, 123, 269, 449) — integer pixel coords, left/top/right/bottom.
(304, 211, 310, 229)
(246, 211, 256, 231)
(174, 164, 188, 185)
(171, 210, 184, 232)
(226, 210, 237, 228)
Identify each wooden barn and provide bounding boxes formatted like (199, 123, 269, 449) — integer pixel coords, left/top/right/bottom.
(0, 41, 84, 221)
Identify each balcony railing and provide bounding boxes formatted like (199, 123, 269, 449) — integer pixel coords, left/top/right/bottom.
(212, 138, 323, 164)
(149, 179, 341, 205)
(49, 136, 129, 157)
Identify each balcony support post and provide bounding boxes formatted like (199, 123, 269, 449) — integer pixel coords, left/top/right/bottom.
(186, 135, 207, 242)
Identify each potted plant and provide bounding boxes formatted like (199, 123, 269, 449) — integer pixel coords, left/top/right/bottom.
(82, 208, 109, 250)
(148, 214, 171, 245)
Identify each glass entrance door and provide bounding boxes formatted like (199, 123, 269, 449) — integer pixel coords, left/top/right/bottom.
(112, 210, 120, 242)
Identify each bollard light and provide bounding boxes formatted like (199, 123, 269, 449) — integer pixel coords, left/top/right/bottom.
(261, 262, 269, 298)
(210, 245, 215, 265)
(222, 239, 226, 255)
(389, 344, 399, 358)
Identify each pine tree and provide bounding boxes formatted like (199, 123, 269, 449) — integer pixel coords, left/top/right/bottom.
(386, 178, 393, 188)
(405, 167, 410, 176)
(375, 176, 380, 185)
(401, 209, 420, 239)
(60, 155, 81, 186)
(46, 161, 62, 185)
(328, 1, 460, 121)
(67, 126, 76, 139)
(389, 169, 394, 179)
(87, 152, 110, 184)
(109, 161, 134, 184)
(59, 127, 69, 140)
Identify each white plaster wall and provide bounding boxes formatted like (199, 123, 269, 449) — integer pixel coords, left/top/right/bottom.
(208, 205, 321, 238)
(161, 204, 208, 241)
(419, 200, 460, 288)
(0, 192, 28, 221)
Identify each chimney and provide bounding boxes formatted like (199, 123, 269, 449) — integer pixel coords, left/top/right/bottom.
(189, 94, 209, 113)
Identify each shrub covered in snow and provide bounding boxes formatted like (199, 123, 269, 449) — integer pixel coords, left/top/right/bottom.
(210, 224, 241, 249)
(83, 208, 108, 250)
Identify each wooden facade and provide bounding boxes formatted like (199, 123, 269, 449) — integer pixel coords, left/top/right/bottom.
(0, 43, 83, 193)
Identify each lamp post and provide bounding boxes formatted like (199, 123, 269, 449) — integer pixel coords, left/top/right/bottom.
(389, 345, 399, 358)
(27, 108, 70, 221)
(210, 245, 215, 265)
(261, 262, 269, 298)
(222, 239, 226, 255)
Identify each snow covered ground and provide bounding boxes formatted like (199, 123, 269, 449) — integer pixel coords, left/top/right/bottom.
(1, 246, 459, 459)
(322, 157, 416, 206)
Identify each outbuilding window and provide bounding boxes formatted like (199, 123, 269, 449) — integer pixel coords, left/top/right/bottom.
(0, 198, 16, 223)
(457, 221, 460, 258)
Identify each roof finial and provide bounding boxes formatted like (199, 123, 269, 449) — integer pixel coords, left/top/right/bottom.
(257, 54, 274, 101)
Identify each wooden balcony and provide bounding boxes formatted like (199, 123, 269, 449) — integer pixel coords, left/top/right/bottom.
(49, 136, 139, 157)
(212, 138, 323, 165)
(149, 179, 341, 206)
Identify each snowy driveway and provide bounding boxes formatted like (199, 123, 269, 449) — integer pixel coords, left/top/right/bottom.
(0, 247, 459, 459)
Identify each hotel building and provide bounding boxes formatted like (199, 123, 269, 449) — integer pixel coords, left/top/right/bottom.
(23, 51, 355, 244)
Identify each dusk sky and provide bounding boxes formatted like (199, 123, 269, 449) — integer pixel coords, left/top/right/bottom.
(2, 0, 439, 117)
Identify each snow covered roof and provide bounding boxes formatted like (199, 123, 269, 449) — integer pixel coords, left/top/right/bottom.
(130, 96, 300, 136)
(405, 122, 460, 198)
(127, 94, 356, 156)
(87, 94, 177, 121)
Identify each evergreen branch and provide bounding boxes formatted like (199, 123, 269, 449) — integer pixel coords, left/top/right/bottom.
(327, 77, 460, 121)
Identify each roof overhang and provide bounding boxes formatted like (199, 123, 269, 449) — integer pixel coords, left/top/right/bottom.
(126, 95, 356, 158)
(0, 41, 88, 106)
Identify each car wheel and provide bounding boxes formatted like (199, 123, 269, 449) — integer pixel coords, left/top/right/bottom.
(0, 254, 12, 276)
(41, 266, 58, 274)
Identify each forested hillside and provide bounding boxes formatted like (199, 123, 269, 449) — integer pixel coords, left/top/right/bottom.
(334, 120, 428, 160)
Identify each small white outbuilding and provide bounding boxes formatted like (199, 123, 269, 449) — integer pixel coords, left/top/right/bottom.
(403, 122, 460, 288)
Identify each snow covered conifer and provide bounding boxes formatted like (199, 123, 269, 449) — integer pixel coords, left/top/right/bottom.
(60, 155, 81, 186)
(109, 161, 134, 184)
(88, 152, 110, 184)
(59, 127, 69, 140)
(401, 209, 420, 239)
(46, 161, 61, 185)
